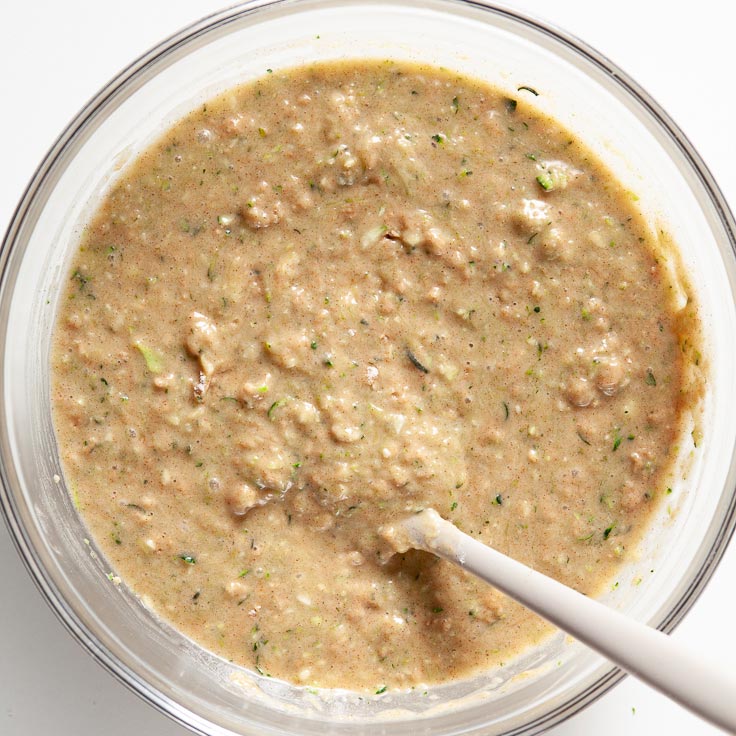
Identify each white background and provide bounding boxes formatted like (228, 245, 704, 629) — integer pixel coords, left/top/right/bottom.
(0, 1, 734, 734)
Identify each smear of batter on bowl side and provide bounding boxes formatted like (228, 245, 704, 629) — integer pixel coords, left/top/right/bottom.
(51, 60, 703, 692)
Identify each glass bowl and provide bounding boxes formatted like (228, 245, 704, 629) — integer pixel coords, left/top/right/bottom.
(2, 1, 736, 734)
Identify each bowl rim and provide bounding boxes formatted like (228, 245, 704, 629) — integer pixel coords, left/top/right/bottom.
(2, 0, 736, 734)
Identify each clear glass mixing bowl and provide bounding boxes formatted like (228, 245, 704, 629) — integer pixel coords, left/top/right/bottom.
(2, 1, 736, 734)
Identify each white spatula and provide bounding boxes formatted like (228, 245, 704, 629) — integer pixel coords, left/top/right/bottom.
(389, 508, 736, 734)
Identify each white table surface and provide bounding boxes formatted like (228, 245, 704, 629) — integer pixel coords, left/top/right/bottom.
(1, 1, 734, 734)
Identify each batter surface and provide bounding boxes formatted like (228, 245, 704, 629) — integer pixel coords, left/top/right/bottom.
(52, 61, 700, 692)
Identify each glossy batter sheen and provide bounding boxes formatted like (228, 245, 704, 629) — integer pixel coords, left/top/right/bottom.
(51, 62, 701, 692)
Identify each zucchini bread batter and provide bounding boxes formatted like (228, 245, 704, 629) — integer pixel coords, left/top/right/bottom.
(51, 61, 701, 691)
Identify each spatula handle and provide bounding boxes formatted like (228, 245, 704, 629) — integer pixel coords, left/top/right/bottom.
(405, 510, 736, 734)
